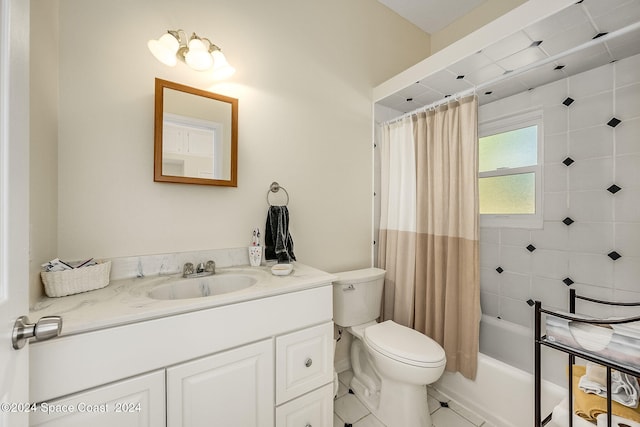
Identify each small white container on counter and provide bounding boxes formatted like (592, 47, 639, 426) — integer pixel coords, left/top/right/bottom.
(248, 246, 263, 267)
(271, 264, 293, 276)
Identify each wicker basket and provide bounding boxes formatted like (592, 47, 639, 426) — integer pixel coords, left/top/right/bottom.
(41, 261, 111, 297)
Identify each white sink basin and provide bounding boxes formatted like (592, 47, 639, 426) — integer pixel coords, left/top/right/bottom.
(148, 274, 258, 300)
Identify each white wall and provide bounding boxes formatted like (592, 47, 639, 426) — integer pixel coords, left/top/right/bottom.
(29, 0, 430, 300)
(430, 0, 526, 54)
(30, 0, 59, 303)
(479, 53, 640, 377)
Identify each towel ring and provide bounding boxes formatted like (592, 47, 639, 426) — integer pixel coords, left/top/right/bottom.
(267, 182, 289, 206)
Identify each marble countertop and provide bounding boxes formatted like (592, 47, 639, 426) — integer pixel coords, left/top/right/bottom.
(30, 263, 336, 336)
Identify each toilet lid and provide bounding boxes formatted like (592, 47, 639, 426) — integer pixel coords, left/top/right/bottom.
(364, 320, 446, 368)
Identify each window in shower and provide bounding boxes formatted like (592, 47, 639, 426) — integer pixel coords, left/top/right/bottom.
(479, 109, 543, 228)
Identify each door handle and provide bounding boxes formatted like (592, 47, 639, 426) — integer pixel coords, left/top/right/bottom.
(12, 315, 62, 349)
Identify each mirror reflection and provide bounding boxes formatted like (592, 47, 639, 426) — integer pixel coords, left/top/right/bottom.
(154, 78, 238, 186)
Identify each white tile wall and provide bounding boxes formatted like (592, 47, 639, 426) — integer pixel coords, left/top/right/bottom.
(568, 157, 613, 191)
(479, 53, 640, 335)
(616, 117, 640, 155)
(568, 190, 613, 222)
(568, 126, 613, 160)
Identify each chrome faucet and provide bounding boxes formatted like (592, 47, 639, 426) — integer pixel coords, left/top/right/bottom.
(183, 260, 215, 278)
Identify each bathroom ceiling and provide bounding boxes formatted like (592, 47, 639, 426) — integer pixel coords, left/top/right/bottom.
(377, 0, 640, 114)
(377, 0, 486, 33)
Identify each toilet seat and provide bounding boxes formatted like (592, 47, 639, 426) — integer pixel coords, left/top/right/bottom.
(348, 321, 377, 340)
(364, 320, 446, 368)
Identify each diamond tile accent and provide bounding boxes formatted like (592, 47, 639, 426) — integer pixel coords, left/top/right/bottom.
(527, 299, 535, 307)
(496, 266, 504, 274)
(608, 251, 622, 261)
(563, 97, 575, 106)
(456, 75, 465, 80)
(607, 184, 622, 194)
(526, 244, 536, 252)
(406, 97, 413, 102)
(485, 91, 493, 95)
(607, 117, 622, 127)
(593, 32, 608, 39)
(530, 40, 543, 47)
(563, 157, 575, 166)
(563, 217, 575, 226)
(563, 277, 574, 286)
(554, 65, 565, 70)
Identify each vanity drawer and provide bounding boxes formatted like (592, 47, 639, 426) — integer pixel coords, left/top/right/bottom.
(275, 383, 334, 427)
(275, 321, 333, 404)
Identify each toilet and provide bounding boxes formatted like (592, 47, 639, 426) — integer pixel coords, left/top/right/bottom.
(333, 268, 446, 427)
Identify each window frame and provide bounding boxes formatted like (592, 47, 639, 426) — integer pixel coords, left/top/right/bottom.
(479, 108, 544, 229)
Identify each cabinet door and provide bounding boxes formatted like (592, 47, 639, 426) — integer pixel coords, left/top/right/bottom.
(29, 370, 165, 427)
(275, 384, 334, 427)
(167, 339, 274, 427)
(276, 322, 333, 404)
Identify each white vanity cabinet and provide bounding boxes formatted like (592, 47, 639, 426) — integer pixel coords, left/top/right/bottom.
(166, 339, 273, 427)
(276, 322, 334, 403)
(29, 370, 165, 427)
(275, 322, 334, 427)
(29, 284, 334, 427)
(275, 383, 334, 427)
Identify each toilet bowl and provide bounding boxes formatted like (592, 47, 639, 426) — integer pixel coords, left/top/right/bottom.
(332, 268, 446, 427)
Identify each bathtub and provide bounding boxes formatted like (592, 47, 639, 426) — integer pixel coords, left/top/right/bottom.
(433, 315, 567, 427)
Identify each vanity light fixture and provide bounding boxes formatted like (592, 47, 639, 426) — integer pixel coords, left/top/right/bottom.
(147, 30, 236, 79)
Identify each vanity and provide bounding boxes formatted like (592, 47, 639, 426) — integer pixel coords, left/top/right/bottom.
(28, 253, 335, 427)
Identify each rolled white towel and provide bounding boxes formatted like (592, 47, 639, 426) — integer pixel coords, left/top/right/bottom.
(569, 321, 614, 351)
(596, 413, 640, 427)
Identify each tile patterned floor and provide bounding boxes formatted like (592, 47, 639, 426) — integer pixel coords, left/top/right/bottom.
(334, 370, 496, 427)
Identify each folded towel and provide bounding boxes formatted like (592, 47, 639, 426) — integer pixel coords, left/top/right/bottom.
(573, 365, 640, 423)
(596, 413, 640, 427)
(580, 363, 640, 408)
(265, 206, 296, 263)
(588, 363, 609, 385)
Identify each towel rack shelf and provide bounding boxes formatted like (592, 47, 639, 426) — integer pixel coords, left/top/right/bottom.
(534, 289, 640, 427)
(267, 181, 289, 206)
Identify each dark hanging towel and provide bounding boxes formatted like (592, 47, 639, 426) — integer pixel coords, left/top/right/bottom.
(265, 205, 296, 263)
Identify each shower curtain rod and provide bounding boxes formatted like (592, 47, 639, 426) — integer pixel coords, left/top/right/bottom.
(383, 20, 640, 126)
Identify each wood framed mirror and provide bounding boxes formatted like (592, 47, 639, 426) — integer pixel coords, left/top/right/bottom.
(154, 78, 238, 186)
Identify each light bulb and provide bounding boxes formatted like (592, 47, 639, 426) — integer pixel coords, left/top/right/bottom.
(147, 33, 180, 67)
(211, 50, 236, 79)
(185, 38, 213, 71)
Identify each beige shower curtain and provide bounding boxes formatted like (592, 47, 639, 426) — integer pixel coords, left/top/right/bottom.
(378, 95, 480, 380)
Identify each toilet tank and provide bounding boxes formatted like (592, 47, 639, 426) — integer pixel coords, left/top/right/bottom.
(332, 268, 386, 327)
